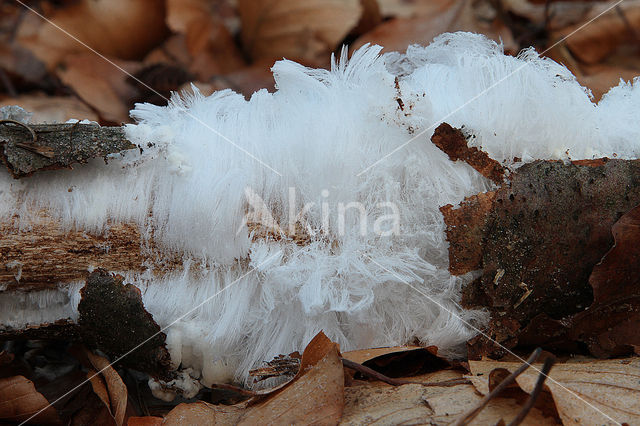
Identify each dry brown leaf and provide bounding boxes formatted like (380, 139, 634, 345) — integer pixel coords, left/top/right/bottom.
(352, 0, 383, 37)
(55, 53, 140, 123)
(502, 0, 601, 31)
(567, 204, 640, 357)
(554, 1, 640, 65)
(0, 94, 99, 122)
(342, 345, 422, 364)
(0, 375, 61, 425)
(144, 35, 192, 69)
(354, 0, 517, 54)
(166, 0, 245, 80)
(166, 0, 238, 34)
(86, 370, 111, 417)
(126, 417, 163, 426)
(238, 0, 362, 63)
(163, 402, 245, 425)
(162, 332, 344, 425)
(377, 0, 457, 19)
(239, 333, 344, 424)
(17, 0, 168, 68)
(85, 351, 127, 426)
(579, 63, 640, 102)
(469, 357, 640, 425)
(341, 369, 554, 425)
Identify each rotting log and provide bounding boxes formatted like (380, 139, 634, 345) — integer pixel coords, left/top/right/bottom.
(3, 120, 640, 370)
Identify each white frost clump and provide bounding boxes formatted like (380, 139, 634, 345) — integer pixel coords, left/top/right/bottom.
(1, 32, 639, 390)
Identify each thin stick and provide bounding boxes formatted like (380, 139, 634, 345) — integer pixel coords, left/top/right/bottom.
(0, 119, 37, 143)
(453, 347, 542, 426)
(508, 355, 556, 426)
(341, 358, 471, 387)
(210, 383, 258, 397)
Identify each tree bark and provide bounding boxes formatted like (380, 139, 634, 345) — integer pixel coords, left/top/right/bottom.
(0, 121, 134, 178)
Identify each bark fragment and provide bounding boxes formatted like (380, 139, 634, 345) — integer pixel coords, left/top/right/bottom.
(440, 191, 496, 275)
(431, 123, 505, 184)
(441, 159, 640, 358)
(0, 122, 135, 178)
(77, 270, 172, 379)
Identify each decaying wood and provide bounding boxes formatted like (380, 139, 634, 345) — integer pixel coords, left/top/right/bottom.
(78, 270, 172, 379)
(0, 211, 146, 292)
(431, 123, 505, 184)
(0, 121, 135, 178)
(441, 158, 640, 359)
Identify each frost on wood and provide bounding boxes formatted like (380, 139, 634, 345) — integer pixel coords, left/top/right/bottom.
(0, 122, 134, 178)
(1, 32, 640, 389)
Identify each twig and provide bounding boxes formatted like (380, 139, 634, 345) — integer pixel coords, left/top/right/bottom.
(0, 119, 37, 143)
(0, 122, 134, 178)
(341, 358, 471, 387)
(508, 355, 556, 426)
(210, 383, 259, 397)
(453, 347, 542, 426)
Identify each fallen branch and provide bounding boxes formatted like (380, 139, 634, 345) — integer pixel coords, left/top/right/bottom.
(508, 355, 555, 426)
(0, 120, 134, 178)
(453, 348, 542, 426)
(341, 358, 471, 387)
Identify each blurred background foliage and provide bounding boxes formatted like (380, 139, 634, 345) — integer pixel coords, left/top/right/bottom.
(1, 0, 638, 124)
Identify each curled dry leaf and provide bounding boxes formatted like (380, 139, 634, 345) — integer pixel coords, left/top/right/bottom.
(343, 345, 450, 380)
(238, 0, 362, 63)
(569, 204, 640, 357)
(469, 357, 640, 425)
(239, 332, 344, 425)
(0, 376, 61, 425)
(17, 0, 168, 68)
(161, 331, 344, 425)
(85, 350, 127, 426)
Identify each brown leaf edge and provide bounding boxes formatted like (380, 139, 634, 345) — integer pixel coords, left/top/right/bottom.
(0, 375, 61, 425)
